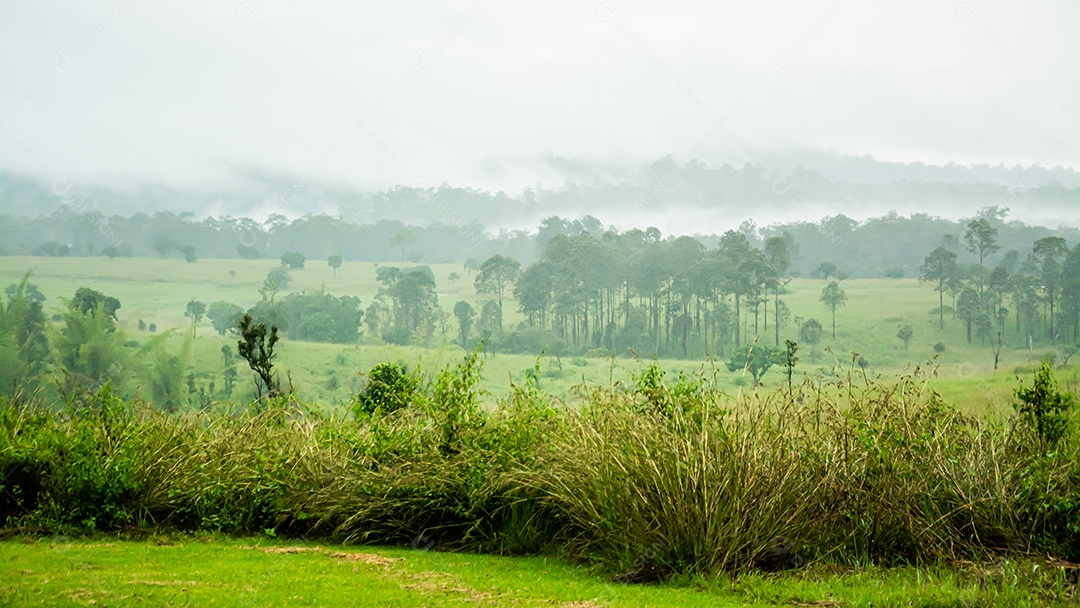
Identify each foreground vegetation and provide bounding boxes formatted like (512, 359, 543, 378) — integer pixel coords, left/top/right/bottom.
(4, 536, 1076, 606)
(3, 350, 1078, 589)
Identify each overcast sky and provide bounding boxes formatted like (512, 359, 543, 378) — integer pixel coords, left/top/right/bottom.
(2, 1, 1078, 196)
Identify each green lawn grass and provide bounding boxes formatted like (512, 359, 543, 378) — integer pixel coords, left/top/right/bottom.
(1, 256, 1070, 413)
(2, 537, 1071, 607)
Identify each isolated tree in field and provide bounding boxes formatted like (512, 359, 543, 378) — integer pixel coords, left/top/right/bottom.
(184, 299, 206, 338)
(896, 324, 914, 353)
(725, 341, 777, 386)
(280, 251, 306, 269)
(921, 246, 958, 330)
(181, 244, 197, 263)
(389, 229, 415, 261)
(207, 301, 244, 336)
(327, 254, 343, 276)
(816, 261, 838, 281)
(799, 318, 823, 363)
(237, 313, 280, 399)
(448, 272, 460, 282)
(819, 281, 847, 338)
(474, 254, 521, 331)
(453, 301, 475, 346)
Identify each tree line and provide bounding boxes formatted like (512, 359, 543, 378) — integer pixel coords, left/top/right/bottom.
(2, 205, 1076, 279)
(920, 217, 1080, 366)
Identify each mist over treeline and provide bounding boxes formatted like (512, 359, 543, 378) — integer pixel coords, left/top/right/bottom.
(1, 151, 1078, 230)
(2, 202, 1077, 282)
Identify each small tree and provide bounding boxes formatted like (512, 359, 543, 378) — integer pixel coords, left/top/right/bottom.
(184, 299, 206, 338)
(281, 251, 306, 269)
(780, 339, 799, 399)
(327, 254, 343, 276)
(260, 267, 291, 303)
(237, 313, 280, 400)
(921, 246, 959, 330)
(799, 318, 823, 363)
(181, 245, 198, 263)
(896, 324, 914, 353)
(819, 281, 847, 339)
(725, 342, 777, 386)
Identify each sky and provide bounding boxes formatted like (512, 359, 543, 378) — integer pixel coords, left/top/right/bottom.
(2, 1, 1079, 201)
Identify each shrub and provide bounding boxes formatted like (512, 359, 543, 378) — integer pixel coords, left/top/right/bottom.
(353, 363, 420, 418)
(5, 355, 1080, 577)
(1013, 357, 1077, 447)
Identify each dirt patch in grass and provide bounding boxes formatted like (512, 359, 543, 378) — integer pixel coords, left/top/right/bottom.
(257, 545, 404, 567)
(324, 551, 402, 566)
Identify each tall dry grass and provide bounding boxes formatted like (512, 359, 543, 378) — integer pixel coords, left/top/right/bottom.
(2, 356, 1078, 578)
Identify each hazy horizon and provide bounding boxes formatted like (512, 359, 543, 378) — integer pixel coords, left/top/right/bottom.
(2, 1, 1078, 213)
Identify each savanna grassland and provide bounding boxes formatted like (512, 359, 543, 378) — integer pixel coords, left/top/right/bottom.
(3, 255, 1080, 607)
(1, 255, 1071, 411)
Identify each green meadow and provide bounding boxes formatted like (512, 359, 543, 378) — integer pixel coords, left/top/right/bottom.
(1, 255, 1069, 413)
(5, 537, 1072, 607)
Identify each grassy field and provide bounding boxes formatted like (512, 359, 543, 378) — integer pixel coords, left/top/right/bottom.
(2, 536, 1072, 607)
(1, 255, 1073, 412)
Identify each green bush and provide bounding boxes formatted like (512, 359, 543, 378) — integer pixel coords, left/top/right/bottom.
(352, 363, 420, 418)
(1013, 357, 1077, 447)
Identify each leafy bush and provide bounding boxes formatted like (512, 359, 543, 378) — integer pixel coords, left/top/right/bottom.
(1013, 357, 1077, 447)
(353, 363, 420, 418)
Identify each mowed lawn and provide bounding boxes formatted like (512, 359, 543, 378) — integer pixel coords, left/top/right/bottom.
(0, 537, 1062, 607)
(0, 256, 1069, 413)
